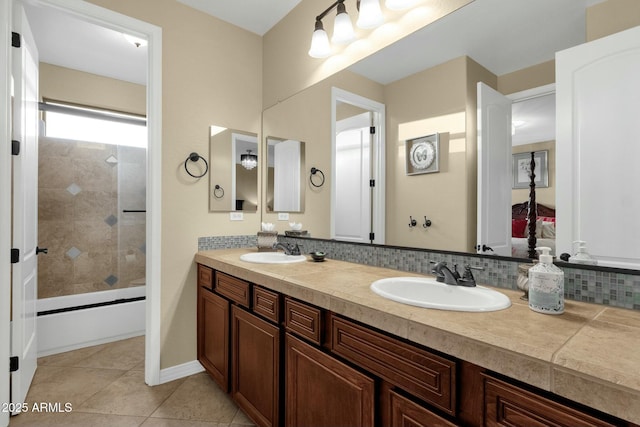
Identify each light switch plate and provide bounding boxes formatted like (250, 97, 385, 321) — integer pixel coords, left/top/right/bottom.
(278, 212, 289, 221)
(230, 212, 243, 221)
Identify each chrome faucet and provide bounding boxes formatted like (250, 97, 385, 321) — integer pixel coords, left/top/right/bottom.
(431, 261, 483, 287)
(273, 242, 301, 256)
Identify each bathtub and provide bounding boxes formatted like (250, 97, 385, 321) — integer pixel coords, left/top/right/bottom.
(37, 286, 146, 356)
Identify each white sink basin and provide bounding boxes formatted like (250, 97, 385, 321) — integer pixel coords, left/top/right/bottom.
(240, 252, 307, 264)
(370, 277, 511, 312)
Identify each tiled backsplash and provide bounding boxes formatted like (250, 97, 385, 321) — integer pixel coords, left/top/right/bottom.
(198, 234, 640, 310)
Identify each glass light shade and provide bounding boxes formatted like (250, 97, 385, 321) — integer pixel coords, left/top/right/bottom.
(357, 0, 384, 29)
(332, 5, 355, 45)
(241, 151, 258, 170)
(308, 20, 331, 58)
(384, 0, 418, 10)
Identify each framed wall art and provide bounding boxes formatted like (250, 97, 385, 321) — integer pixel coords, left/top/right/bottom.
(512, 150, 548, 189)
(406, 133, 439, 175)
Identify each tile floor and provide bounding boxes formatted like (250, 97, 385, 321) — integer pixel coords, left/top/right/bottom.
(9, 336, 255, 427)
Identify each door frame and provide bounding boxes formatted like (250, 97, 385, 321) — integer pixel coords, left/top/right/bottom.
(1, 0, 14, 424)
(330, 87, 385, 244)
(0, 0, 163, 400)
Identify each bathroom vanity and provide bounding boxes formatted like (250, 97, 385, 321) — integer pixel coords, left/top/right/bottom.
(195, 249, 639, 427)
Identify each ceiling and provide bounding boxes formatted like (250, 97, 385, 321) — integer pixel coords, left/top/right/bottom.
(23, 0, 604, 86)
(175, 0, 301, 36)
(23, 0, 603, 139)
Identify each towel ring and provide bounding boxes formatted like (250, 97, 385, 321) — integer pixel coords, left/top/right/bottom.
(184, 152, 208, 178)
(213, 184, 225, 199)
(310, 167, 325, 188)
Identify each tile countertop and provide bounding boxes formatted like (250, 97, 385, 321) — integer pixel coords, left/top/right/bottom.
(195, 248, 640, 423)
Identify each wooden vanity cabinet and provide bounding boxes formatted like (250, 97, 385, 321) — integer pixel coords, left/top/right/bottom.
(232, 305, 281, 427)
(285, 333, 375, 427)
(196, 265, 634, 427)
(197, 277, 230, 392)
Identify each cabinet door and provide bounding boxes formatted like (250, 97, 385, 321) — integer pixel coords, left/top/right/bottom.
(383, 387, 459, 427)
(232, 305, 280, 427)
(285, 333, 375, 427)
(197, 286, 229, 392)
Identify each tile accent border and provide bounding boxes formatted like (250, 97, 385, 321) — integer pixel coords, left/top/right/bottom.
(198, 235, 640, 311)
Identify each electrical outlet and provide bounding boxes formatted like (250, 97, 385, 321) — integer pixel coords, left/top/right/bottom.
(230, 212, 244, 221)
(278, 212, 290, 221)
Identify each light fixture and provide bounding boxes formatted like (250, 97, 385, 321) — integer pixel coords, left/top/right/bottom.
(241, 150, 258, 170)
(332, 1, 356, 45)
(356, 0, 384, 29)
(384, 0, 418, 10)
(312, 0, 419, 58)
(308, 19, 331, 58)
(122, 33, 147, 48)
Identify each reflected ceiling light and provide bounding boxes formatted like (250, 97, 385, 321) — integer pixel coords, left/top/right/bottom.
(356, 0, 384, 29)
(384, 0, 418, 10)
(122, 33, 147, 48)
(332, 1, 356, 44)
(241, 150, 258, 170)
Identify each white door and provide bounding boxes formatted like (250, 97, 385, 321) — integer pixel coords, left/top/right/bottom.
(477, 82, 512, 256)
(334, 113, 371, 243)
(273, 139, 301, 212)
(11, 2, 39, 411)
(556, 25, 640, 269)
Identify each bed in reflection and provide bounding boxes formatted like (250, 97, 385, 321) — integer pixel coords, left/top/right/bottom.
(511, 201, 556, 258)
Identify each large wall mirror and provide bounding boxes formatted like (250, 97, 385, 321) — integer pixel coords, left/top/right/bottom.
(209, 126, 258, 212)
(265, 136, 305, 213)
(260, 0, 638, 270)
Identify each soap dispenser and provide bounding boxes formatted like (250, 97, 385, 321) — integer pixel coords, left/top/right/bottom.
(528, 247, 564, 315)
(569, 240, 598, 265)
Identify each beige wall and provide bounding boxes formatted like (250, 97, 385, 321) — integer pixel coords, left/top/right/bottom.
(385, 57, 467, 251)
(262, 0, 474, 108)
(587, 0, 640, 41)
(85, 0, 262, 369)
(39, 63, 145, 114)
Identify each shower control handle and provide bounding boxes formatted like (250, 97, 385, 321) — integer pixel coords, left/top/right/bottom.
(36, 246, 48, 255)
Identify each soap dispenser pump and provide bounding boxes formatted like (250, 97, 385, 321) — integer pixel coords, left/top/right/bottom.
(569, 240, 598, 265)
(528, 247, 564, 315)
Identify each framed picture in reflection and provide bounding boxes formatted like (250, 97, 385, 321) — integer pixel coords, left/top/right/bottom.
(406, 133, 439, 175)
(512, 150, 548, 189)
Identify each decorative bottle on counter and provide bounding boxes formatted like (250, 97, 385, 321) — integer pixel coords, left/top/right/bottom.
(528, 247, 564, 315)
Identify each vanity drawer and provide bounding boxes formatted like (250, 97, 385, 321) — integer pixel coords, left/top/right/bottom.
(215, 272, 251, 308)
(329, 314, 456, 416)
(284, 297, 322, 345)
(197, 264, 213, 289)
(253, 286, 281, 324)
(484, 375, 618, 427)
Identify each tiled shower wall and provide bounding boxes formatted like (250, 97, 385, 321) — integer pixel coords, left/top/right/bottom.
(198, 234, 640, 310)
(38, 137, 146, 299)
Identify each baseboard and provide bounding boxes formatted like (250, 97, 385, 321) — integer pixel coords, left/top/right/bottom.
(159, 360, 205, 384)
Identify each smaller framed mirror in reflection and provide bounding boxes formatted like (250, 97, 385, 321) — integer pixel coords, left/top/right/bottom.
(209, 126, 259, 212)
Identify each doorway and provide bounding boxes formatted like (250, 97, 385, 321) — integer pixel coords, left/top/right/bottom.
(331, 87, 386, 245)
(1, 2, 162, 418)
